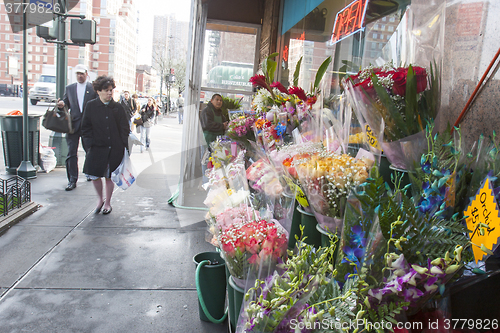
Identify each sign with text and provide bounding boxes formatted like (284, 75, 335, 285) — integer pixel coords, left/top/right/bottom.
(331, 0, 368, 44)
(464, 177, 500, 263)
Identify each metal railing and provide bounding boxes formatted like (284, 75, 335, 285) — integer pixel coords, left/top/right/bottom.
(0, 176, 31, 216)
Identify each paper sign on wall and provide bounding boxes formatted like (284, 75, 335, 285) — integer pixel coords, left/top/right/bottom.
(464, 177, 500, 263)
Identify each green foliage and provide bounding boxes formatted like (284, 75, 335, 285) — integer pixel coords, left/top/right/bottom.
(293, 56, 303, 87)
(221, 96, 242, 120)
(262, 52, 279, 84)
(379, 193, 470, 266)
(365, 301, 408, 332)
(314, 56, 332, 91)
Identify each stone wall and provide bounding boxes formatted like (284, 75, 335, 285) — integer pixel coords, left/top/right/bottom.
(438, 0, 500, 148)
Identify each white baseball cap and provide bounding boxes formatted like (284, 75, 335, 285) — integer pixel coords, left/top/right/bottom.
(74, 64, 88, 74)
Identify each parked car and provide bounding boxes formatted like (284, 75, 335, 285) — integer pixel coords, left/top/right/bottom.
(0, 84, 15, 96)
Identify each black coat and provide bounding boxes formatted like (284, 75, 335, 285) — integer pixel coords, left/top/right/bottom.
(81, 98, 130, 178)
(62, 82, 98, 132)
(200, 102, 227, 133)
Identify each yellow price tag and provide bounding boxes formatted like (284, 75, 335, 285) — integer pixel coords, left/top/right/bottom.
(365, 124, 381, 150)
(464, 178, 500, 263)
(283, 176, 309, 207)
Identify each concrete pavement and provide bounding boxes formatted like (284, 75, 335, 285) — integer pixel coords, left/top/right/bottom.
(0, 113, 226, 332)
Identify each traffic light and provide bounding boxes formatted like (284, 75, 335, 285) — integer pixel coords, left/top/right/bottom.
(36, 20, 58, 40)
(70, 19, 96, 44)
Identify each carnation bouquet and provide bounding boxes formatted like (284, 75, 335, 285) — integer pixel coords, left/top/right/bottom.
(226, 115, 256, 146)
(219, 218, 288, 284)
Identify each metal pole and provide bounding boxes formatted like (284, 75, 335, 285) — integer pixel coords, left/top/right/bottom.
(56, 0, 67, 99)
(17, 8, 36, 178)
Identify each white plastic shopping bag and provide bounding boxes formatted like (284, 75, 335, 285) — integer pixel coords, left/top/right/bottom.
(111, 149, 137, 190)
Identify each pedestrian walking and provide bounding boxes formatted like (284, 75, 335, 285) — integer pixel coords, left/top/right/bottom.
(119, 90, 137, 124)
(177, 93, 184, 124)
(81, 76, 129, 215)
(56, 64, 98, 191)
(138, 97, 156, 152)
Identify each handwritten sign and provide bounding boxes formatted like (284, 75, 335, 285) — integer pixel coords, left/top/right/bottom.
(364, 124, 381, 150)
(464, 178, 500, 263)
(331, 0, 368, 44)
(284, 176, 309, 207)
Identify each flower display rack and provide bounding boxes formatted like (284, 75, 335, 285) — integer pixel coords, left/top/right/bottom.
(0, 176, 31, 216)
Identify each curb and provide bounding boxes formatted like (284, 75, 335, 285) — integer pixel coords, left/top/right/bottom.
(0, 202, 41, 234)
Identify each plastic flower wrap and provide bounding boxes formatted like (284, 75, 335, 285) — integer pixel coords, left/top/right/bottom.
(343, 4, 446, 170)
(294, 149, 374, 231)
(236, 239, 337, 333)
(219, 218, 288, 284)
(205, 203, 262, 247)
(226, 115, 256, 146)
(246, 158, 283, 197)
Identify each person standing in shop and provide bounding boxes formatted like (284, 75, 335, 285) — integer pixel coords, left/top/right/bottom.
(56, 64, 98, 191)
(200, 94, 227, 148)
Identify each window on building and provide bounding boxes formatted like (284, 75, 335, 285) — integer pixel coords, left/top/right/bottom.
(382, 17, 387, 21)
(93, 61, 98, 68)
(371, 43, 376, 49)
(388, 26, 394, 32)
(381, 25, 385, 31)
(5, 35, 9, 40)
(373, 33, 378, 39)
(14, 35, 20, 41)
(43, 47, 48, 53)
(36, 55, 40, 61)
(390, 17, 395, 22)
(43, 55, 48, 63)
(36, 46, 40, 52)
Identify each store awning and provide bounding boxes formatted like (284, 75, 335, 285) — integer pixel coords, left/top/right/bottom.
(207, 64, 253, 87)
(282, 0, 325, 34)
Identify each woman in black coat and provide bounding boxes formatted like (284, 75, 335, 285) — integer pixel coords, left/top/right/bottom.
(82, 76, 129, 215)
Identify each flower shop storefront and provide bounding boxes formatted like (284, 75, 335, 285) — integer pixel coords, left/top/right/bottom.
(180, 0, 500, 331)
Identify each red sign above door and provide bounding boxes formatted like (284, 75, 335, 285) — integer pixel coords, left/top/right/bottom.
(331, 0, 368, 44)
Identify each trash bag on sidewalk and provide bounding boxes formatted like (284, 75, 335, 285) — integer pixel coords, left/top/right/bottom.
(40, 145, 57, 173)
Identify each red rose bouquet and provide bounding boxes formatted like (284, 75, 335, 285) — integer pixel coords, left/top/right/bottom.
(344, 61, 440, 169)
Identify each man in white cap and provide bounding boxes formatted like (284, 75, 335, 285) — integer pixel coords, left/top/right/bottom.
(57, 64, 98, 191)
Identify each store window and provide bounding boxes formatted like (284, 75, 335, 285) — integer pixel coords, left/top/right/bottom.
(279, 0, 408, 97)
(200, 22, 260, 109)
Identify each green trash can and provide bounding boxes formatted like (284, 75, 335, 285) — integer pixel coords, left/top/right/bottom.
(48, 132, 68, 167)
(0, 115, 41, 174)
(297, 206, 322, 248)
(193, 252, 227, 323)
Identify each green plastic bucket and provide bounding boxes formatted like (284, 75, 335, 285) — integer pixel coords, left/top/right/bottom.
(288, 201, 302, 250)
(193, 252, 227, 322)
(297, 206, 321, 247)
(316, 224, 340, 263)
(228, 276, 245, 330)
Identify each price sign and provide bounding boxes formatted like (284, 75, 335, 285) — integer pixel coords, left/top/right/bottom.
(364, 124, 381, 150)
(464, 177, 500, 263)
(284, 176, 309, 207)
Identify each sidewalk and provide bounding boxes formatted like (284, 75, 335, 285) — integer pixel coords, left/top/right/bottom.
(0, 116, 226, 332)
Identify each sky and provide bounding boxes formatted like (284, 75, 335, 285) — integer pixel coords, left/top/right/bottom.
(136, 0, 192, 66)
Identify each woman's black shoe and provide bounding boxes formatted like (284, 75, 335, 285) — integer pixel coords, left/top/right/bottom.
(95, 202, 105, 214)
(102, 207, 112, 215)
(65, 182, 77, 191)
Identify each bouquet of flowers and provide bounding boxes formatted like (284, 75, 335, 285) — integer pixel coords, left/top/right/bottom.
(293, 149, 374, 231)
(246, 158, 283, 197)
(226, 115, 256, 145)
(219, 218, 288, 283)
